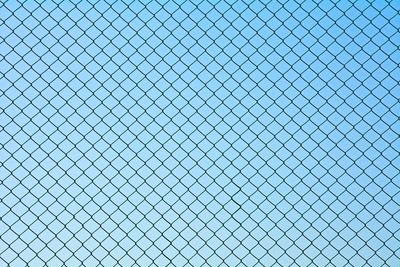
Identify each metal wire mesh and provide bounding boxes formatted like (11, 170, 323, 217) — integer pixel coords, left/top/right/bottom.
(1, 0, 400, 266)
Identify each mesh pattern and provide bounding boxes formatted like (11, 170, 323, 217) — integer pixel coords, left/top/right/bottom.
(1, 1, 400, 266)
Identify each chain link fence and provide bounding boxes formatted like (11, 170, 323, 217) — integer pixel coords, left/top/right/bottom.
(1, 0, 400, 266)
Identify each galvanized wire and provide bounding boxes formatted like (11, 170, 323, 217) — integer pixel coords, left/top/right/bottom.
(1, 0, 400, 266)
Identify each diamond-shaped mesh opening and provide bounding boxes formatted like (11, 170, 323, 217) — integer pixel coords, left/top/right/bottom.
(1, 1, 400, 266)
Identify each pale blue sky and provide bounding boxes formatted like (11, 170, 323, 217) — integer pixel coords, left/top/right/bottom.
(1, 0, 400, 266)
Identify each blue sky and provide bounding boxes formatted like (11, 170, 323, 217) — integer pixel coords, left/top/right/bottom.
(1, 0, 400, 266)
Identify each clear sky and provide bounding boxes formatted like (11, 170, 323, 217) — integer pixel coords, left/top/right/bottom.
(1, 0, 400, 266)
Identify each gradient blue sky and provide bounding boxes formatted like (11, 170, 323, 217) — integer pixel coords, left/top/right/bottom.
(1, 0, 400, 266)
